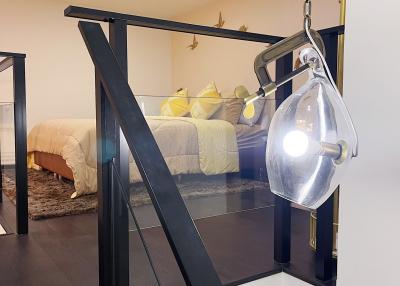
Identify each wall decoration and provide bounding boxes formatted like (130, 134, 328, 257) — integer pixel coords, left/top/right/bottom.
(239, 25, 248, 32)
(187, 34, 199, 50)
(214, 12, 225, 28)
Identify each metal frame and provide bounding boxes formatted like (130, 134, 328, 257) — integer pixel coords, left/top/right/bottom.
(79, 21, 222, 286)
(0, 51, 28, 235)
(94, 19, 130, 286)
(274, 53, 294, 266)
(65, 6, 344, 286)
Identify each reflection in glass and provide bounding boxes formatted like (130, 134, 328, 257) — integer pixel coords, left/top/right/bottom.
(123, 93, 277, 284)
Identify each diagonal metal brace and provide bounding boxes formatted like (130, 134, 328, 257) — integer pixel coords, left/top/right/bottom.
(78, 20, 221, 286)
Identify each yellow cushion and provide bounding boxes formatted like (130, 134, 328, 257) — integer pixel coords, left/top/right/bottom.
(243, 103, 255, 119)
(190, 82, 222, 119)
(160, 88, 190, 117)
(235, 85, 255, 119)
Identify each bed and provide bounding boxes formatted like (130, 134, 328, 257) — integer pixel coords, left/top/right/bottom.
(27, 90, 274, 198)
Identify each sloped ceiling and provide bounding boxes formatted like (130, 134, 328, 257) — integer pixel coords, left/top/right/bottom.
(66, 0, 219, 19)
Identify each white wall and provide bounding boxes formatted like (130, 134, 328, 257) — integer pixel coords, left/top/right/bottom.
(338, 1, 400, 285)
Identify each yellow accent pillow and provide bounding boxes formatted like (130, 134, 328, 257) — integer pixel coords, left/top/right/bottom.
(160, 88, 190, 117)
(190, 82, 222, 119)
(236, 85, 265, 126)
(243, 103, 255, 119)
(235, 85, 255, 119)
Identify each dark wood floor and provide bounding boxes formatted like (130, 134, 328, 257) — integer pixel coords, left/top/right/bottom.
(0, 191, 336, 286)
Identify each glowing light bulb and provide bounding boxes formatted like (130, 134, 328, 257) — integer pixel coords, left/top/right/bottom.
(283, 130, 309, 157)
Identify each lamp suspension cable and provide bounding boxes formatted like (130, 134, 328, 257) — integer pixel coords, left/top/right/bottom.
(303, 0, 358, 157)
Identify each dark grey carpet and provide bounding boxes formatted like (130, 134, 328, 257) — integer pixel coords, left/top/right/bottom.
(2, 169, 269, 220)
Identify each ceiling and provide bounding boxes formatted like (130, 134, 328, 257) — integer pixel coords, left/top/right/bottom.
(67, 0, 218, 19)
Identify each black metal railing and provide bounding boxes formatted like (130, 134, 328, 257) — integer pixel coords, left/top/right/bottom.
(0, 51, 28, 234)
(65, 6, 344, 286)
(79, 21, 222, 286)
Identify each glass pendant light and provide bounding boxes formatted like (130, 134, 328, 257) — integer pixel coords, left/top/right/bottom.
(245, 0, 358, 210)
(266, 48, 358, 209)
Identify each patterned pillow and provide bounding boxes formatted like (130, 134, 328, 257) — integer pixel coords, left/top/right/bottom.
(190, 82, 222, 119)
(160, 88, 190, 117)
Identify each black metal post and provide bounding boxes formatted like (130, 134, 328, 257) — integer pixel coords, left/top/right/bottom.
(109, 19, 130, 286)
(65, 6, 343, 47)
(13, 56, 28, 235)
(95, 68, 116, 286)
(96, 19, 130, 286)
(273, 53, 293, 264)
(315, 33, 339, 281)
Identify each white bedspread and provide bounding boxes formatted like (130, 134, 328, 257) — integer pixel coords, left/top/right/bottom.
(28, 117, 239, 198)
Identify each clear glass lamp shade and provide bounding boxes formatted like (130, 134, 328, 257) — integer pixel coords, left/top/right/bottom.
(266, 48, 357, 210)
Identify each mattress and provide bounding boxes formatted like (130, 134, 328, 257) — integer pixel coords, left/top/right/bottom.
(28, 117, 240, 198)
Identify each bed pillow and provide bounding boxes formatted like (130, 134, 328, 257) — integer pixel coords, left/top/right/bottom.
(160, 88, 190, 117)
(190, 82, 222, 119)
(211, 92, 244, 125)
(236, 85, 265, 126)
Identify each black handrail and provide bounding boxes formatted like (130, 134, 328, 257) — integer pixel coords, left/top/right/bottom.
(0, 52, 25, 58)
(0, 52, 28, 235)
(65, 6, 283, 44)
(65, 6, 344, 45)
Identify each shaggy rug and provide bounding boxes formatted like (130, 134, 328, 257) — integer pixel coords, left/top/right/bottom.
(1, 169, 269, 220)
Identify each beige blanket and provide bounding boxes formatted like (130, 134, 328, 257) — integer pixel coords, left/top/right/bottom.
(28, 117, 239, 198)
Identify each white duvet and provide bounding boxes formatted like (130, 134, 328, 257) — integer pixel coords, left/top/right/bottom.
(28, 117, 239, 198)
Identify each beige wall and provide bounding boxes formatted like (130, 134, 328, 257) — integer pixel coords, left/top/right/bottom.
(171, 0, 340, 95)
(0, 0, 173, 131)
